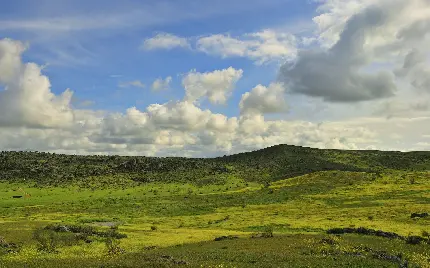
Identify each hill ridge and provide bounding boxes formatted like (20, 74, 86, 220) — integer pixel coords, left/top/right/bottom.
(1, 144, 430, 185)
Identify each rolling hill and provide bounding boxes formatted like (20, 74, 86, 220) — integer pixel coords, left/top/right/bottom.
(0, 144, 429, 267)
(2, 144, 430, 185)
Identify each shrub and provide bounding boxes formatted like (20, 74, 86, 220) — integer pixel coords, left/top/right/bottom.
(0, 236, 21, 255)
(44, 224, 95, 235)
(102, 228, 128, 239)
(411, 212, 429, 218)
(327, 227, 403, 240)
(320, 237, 339, 245)
(251, 226, 274, 239)
(105, 237, 125, 255)
(405, 236, 426, 245)
(33, 228, 62, 253)
(263, 226, 274, 237)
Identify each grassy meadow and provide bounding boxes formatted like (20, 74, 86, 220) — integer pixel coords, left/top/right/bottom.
(0, 145, 429, 267)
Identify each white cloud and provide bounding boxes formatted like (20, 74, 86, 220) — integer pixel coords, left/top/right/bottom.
(142, 33, 190, 51)
(312, 0, 376, 48)
(151, 76, 172, 91)
(240, 83, 287, 115)
(146, 101, 213, 131)
(182, 67, 243, 105)
(119, 80, 146, 89)
(197, 34, 247, 57)
(0, 38, 74, 128)
(141, 29, 297, 65)
(279, 0, 430, 103)
(196, 29, 297, 64)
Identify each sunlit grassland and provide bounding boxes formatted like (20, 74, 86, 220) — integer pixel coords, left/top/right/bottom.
(0, 170, 429, 267)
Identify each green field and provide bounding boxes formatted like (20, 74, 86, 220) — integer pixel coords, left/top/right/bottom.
(0, 145, 429, 267)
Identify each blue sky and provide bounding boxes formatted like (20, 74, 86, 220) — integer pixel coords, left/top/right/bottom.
(1, 0, 430, 156)
(1, 0, 316, 114)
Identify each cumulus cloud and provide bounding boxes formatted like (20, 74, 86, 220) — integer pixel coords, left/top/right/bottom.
(312, 0, 377, 48)
(240, 83, 287, 115)
(279, 3, 398, 102)
(283, 0, 430, 103)
(151, 76, 172, 91)
(182, 67, 243, 105)
(0, 38, 74, 128)
(147, 101, 214, 131)
(96, 99, 238, 150)
(142, 33, 190, 50)
(196, 29, 297, 64)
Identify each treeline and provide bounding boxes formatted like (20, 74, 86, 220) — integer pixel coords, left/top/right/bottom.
(1, 144, 430, 185)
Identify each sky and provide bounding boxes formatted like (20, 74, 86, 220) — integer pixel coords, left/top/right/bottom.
(1, 0, 430, 157)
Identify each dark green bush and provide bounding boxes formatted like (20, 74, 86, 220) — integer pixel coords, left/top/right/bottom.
(0, 236, 21, 255)
(251, 226, 274, 239)
(405, 236, 426, 245)
(105, 237, 125, 255)
(33, 228, 70, 253)
(44, 224, 95, 235)
(101, 228, 128, 239)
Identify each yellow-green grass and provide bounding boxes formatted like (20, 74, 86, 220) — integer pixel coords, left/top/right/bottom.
(1, 234, 429, 268)
(0, 170, 429, 267)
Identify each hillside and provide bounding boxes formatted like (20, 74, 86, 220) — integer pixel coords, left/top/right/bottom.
(2, 144, 430, 186)
(0, 145, 429, 267)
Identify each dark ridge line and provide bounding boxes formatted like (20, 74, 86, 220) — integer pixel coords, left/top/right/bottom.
(1, 143, 427, 159)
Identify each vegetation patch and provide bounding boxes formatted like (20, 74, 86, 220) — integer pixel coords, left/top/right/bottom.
(411, 212, 429, 219)
(0, 236, 21, 255)
(327, 227, 404, 240)
(327, 227, 430, 246)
